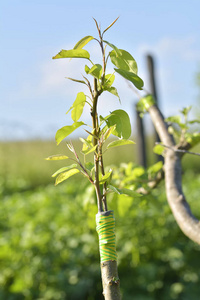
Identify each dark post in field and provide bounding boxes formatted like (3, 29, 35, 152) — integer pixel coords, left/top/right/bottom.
(147, 54, 164, 163)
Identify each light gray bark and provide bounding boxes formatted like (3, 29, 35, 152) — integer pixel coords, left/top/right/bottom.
(148, 105, 200, 244)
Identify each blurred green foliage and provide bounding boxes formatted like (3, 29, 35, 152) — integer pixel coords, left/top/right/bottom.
(0, 141, 200, 299)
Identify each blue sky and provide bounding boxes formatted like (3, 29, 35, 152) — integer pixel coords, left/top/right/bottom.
(1, 0, 200, 140)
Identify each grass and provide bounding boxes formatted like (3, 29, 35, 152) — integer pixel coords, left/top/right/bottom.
(0, 136, 199, 193)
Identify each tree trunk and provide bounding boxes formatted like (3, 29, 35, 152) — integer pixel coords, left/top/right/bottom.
(96, 210, 121, 300)
(148, 104, 200, 244)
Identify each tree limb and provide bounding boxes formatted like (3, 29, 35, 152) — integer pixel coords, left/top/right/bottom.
(148, 105, 200, 244)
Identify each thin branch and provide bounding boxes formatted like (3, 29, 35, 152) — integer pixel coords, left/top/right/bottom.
(156, 142, 200, 157)
(69, 141, 94, 185)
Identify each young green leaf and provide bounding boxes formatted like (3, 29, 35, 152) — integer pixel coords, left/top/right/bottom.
(102, 17, 119, 35)
(55, 168, 80, 185)
(45, 154, 69, 160)
(104, 74, 115, 87)
(85, 65, 90, 74)
(55, 121, 84, 145)
(52, 49, 90, 60)
(99, 170, 112, 184)
(88, 64, 103, 79)
(66, 77, 86, 85)
(71, 92, 86, 122)
(103, 41, 121, 56)
(108, 185, 141, 197)
(165, 115, 182, 125)
(105, 109, 132, 139)
(81, 145, 97, 155)
(153, 144, 165, 155)
(148, 161, 163, 175)
(114, 68, 144, 90)
(110, 49, 138, 74)
(52, 164, 78, 177)
(107, 139, 135, 149)
(104, 86, 120, 101)
(137, 95, 155, 112)
(103, 125, 116, 140)
(73, 36, 94, 49)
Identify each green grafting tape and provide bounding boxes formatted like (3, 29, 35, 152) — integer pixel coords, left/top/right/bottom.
(96, 211, 117, 263)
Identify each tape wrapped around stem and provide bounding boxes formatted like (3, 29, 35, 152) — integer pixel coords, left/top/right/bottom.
(96, 210, 117, 263)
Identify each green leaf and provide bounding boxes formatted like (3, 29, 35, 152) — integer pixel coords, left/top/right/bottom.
(153, 144, 165, 155)
(45, 154, 69, 160)
(114, 68, 144, 90)
(110, 49, 138, 74)
(107, 139, 135, 149)
(104, 74, 115, 87)
(55, 169, 80, 185)
(81, 145, 97, 155)
(186, 132, 200, 147)
(52, 49, 90, 60)
(102, 17, 119, 34)
(105, 86, 120, 101)
(55, 121, 84, 145)
(188, 120, 200, 124)
(66, 77, 86, 85)
(108, 185, 141, 197)
(105, 109, 132, 139)
(165, 116, 182, 125)
(148, 161, 163, 175)
(85, 162, 94, 172)
(73, 36, 94, 49)
(103, 41, 121, 56)
(180, 106, 192, 116)
(88, 64, 103, 79)
(137, 95, 155, 112)
(85, 65, 90, 74)
(99, 170, 112, 184)
(52, 164, 78, 177)
(103, 125, 116, 140)
(71, 92, 86, 122)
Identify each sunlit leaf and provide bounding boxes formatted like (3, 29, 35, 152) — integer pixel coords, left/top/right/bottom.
(103, 40, 121, 56)
(73, 36, 94, 49)
(55, 169, 80, 185)
(71, 92, 86, 122)
(108, 185, 141, 197)
(107, 139, 135, 149)
(110, 49, 138, 74)
(114, 68, 144, 90)
(105, 86, 120, 101)
(52, 49, 90, 60)
(52, 164, 78, 177)
(81, 145, 97, 155)
(85, 65, 90, 74)
(137, 94, 155, 112)
(105, 109, 132, 139)
(45, 154, 69, 160)
(102, 17, 119, 34)
(153, 144, 165, 155)
(165, 115, 182, 125)
(148, 161, 163, 175)
(66, 77, 86, 85)
(55, 121, 84, 145)
(99, 169, 112, 184)
(103, 125, 116, 140)
(104, 74, 115, 87)
(88, 64, 102, 79)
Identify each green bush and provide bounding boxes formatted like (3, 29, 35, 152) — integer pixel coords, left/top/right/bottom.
(1, 163, 200, 299)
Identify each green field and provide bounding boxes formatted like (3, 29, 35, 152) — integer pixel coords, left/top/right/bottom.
(0, 139, 200, 299)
